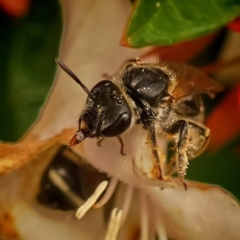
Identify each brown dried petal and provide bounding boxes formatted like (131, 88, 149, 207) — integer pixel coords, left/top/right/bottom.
(0, 129, 74, 176)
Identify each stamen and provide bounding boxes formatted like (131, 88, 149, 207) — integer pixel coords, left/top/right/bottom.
(104, 208, 122, 240)
(75, 181, 108, 219)
(49, 169, 82, 206)
(150, 196, 168, 240)
(149, 226, 156, 240)
(120, 185, 134, 226)
(149, 200, 156, 240)
(155, 219, 168, 240)
(94, 177, 118, 209)
(140, 191, 150, 240)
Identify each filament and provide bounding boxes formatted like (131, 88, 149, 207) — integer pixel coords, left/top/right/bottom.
(75, 181, 108, 219)
(140, 191, 150, 240)
(104, 208, 122, 240)
(120, 185, 134, 226)
(155, 219, 168, 240)
(49, 169, 82, 206)
(151, 194, 168, 240)
(94, 177, 118, 209)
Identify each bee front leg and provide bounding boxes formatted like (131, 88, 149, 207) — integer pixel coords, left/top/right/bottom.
(117, 136, 126, 155)
(148, 122, 164, 180)
(97, 136, 126, 155)
(97, 137, 105, 147)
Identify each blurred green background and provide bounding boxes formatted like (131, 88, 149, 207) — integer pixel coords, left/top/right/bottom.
(0, 0, 62, 141)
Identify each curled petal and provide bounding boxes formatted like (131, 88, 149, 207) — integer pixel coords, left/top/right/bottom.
(148, 180, 240, 240)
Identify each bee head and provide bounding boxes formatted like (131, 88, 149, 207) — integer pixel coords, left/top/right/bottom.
(55, 59, 132, 147)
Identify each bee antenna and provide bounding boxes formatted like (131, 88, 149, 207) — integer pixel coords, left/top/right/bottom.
(55, 58, 96, 101)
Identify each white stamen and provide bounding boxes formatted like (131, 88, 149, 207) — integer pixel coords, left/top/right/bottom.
(120, 185, 134, 226)
(75, 181, 108, 219)
(94, 177, 118, 209)
(149, 226, 156, 240)
(49, 169, 82, 206)
(148, 200, 156, 240)
(156, 219, 168, 240)
(104, 208, 122, 240)
(149, 196, 168, 240)
(140, 191, 150, 240)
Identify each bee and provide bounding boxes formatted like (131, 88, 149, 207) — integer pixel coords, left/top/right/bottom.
(56, 58, 223, 189)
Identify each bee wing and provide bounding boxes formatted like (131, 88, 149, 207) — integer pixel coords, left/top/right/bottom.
(166, 62, 224, 102)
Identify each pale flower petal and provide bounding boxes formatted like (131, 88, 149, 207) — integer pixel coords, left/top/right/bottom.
(1, 0, 240, 239)
(147, 180, 240, 240)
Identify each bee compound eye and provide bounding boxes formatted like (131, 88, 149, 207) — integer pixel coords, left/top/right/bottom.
(101, 112, 131, 137)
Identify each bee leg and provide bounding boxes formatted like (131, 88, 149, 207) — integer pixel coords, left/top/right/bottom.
(166, 120, 188, 189)
(166, 154, 189, 189)
(97, 137, 105, 147)
(184, 121, 210, 158)
(117, 136, 126, 155)
(166, 157, 177, 176)
(148, 122, 164, 180)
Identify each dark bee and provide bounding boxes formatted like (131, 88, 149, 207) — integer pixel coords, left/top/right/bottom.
(56, 58, 223, 188)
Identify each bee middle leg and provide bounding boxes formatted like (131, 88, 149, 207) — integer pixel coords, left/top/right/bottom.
(148, 122, 164, 180)
(166, 120, 189, 188)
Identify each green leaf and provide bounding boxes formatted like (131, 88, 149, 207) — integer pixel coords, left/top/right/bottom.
(122, 0, 240, 47)
(0, 0, 62, 142)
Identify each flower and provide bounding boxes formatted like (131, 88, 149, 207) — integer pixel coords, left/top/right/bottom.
(0, 0, 240, 239)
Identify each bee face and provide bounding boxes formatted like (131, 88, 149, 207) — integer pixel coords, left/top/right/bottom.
(56, 58, 223, 188)
(80, 80, 132, 138)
